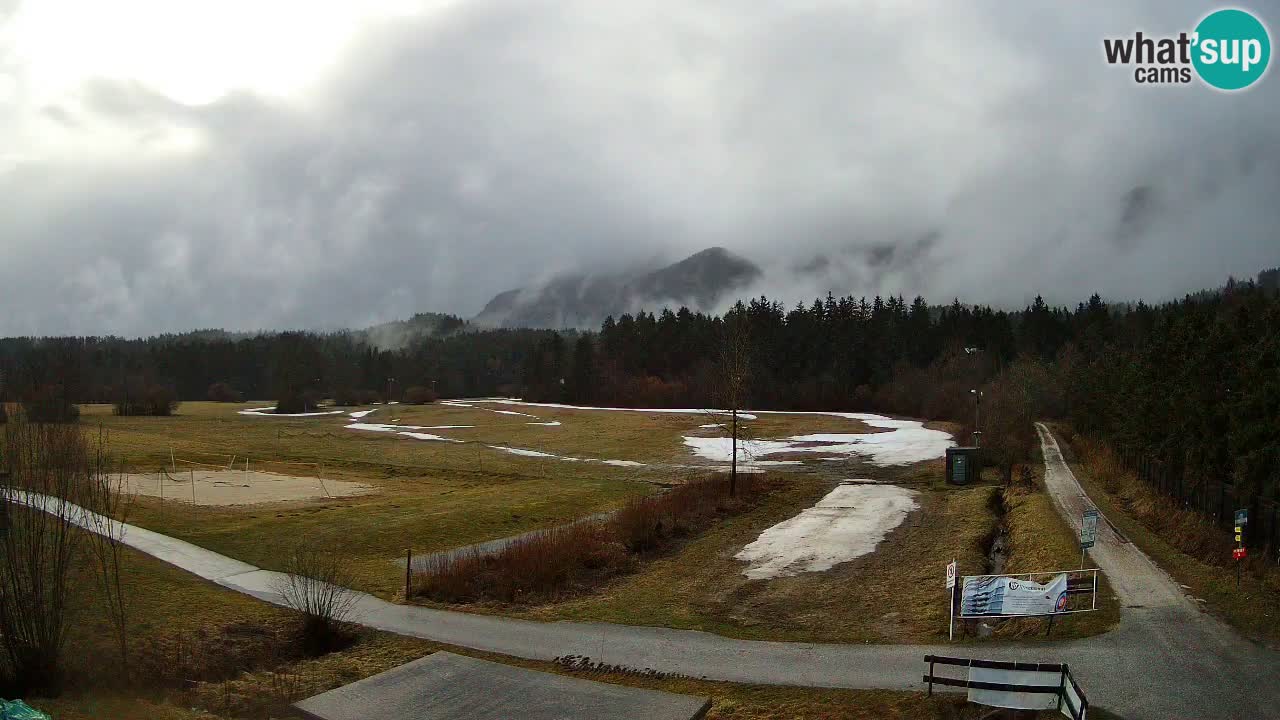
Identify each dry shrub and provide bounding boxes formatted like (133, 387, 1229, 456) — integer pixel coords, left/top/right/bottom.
(1075, 437, 1232, 564)
(417, 522, 629, 603)
(135, 622, 300, 689)
(615, 473, 760, 552)
(415, 474, 766, 604)
(273, 544, 360, 656)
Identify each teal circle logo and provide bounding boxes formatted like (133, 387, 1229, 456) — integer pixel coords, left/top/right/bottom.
(1192, 9, 1271, 90)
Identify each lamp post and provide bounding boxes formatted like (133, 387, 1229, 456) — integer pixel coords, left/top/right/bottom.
(970, 388, 983, 447)
(387, 377, 395, 404)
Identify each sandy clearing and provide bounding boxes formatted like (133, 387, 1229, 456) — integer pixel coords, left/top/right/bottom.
(735, 483, 919, 580)
(238, 406, 345, 417)
(122, 470, 372, 506)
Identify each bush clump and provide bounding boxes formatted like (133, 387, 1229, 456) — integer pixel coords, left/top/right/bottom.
(207, 382, 244, 403)
(275, 390, 323, 414)
(402, 386, 438, 405)
(20, 384, 79, 423)
(114, 378, 179, 416)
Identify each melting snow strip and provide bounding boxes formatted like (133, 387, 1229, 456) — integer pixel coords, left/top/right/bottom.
(736, 484, 919, 579)
(239, 407, 346, 417)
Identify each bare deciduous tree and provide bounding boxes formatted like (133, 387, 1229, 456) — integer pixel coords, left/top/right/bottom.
(709, 307, 753, 497)
(0, 414, 100, 693)
(81, 429, 134, 678)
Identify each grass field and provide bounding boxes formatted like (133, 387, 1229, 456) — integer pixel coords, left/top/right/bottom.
(33, 543, 1124, 720)
(71, 403, 1118, 640)
(78, 401, 904, 597)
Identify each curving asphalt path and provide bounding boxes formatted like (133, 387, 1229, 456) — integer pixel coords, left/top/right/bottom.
(15, 425, 1279, 719)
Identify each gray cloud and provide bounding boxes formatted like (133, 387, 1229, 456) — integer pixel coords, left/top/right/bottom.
(1, 0, 1278, 336)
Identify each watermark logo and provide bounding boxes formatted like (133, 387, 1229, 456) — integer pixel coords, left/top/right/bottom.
(1103, 8, 1270, 90)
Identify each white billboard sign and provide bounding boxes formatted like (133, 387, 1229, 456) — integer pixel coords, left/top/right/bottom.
(961, 573, 1068, 617)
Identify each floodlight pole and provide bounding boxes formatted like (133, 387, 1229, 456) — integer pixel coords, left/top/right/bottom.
(970, 389, 983, 447)
(388, 377, 395, 404)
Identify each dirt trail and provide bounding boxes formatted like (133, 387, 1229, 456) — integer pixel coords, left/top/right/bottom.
(1035, 424, 1189, 609)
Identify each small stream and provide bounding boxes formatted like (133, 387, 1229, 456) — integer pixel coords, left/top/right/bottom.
(975, 492, 1012, 638)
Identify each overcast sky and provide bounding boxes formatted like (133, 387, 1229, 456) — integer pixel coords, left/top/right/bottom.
(1, 0, 1277, 336)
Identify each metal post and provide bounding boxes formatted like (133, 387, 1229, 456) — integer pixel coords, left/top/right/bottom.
(191, 468, 196, 505)
(405, 548, 413, 599)
(948, 583, 955, 641)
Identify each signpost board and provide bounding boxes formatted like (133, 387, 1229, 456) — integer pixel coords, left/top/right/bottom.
(1234, 508, 1248, 587)
(1080, 509, 1099, 549)
(1079, 509, 1099, 568)
(946, 560, 957, 641)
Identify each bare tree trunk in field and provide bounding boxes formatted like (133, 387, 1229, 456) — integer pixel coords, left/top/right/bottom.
(712, 310, 752, 499)
(731, 408, 738, 495)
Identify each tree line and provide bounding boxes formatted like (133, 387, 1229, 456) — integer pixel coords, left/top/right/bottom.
(1, 271, 1276, 498)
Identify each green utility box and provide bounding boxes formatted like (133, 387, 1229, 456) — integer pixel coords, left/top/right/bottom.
(946, 447, 981, 486)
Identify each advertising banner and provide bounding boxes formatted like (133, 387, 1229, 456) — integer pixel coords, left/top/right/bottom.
(961, 573, 1068, 617)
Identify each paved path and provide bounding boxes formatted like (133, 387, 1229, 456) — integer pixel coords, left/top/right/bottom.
(15, 425, 1280, 719)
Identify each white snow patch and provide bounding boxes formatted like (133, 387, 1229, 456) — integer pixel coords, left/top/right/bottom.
(348, 409, 378, 419)
(681, 415, 952, 467)
(492, 409, 538, 417)
(239, 407, 345, 417)
(474, 399, 757, 420)
(345, 423, 469, 442)
(527, 421, 562, 426)
(398, 432, 462, 443)
(601, 459, 645, 467)
(489, 446, 560, 458)
(736, 484, 918, 579)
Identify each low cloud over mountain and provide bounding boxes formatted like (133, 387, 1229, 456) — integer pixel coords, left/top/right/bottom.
(474, 247, 761, 328)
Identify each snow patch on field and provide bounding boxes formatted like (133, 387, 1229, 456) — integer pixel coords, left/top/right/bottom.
(475, 399, 758, 420)
(682, 416, 951, 467)
(346, 423, 466, 442)
(527, 421, 562, 426)
(348, 408, 378, 419)
(238, 407, 345, 417)
(736, 484, 918, 579)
